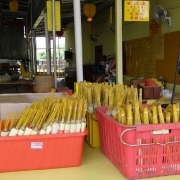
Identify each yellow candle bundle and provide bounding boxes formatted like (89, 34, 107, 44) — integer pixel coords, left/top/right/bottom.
(166, 112, 171, 124)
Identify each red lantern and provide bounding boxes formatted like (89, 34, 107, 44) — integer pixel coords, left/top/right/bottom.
(9, 0, 19, 12)
(56, 30, 64, 37)
(13, 18, 19, 28)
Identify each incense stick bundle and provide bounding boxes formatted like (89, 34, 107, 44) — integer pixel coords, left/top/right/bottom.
(152, 106, 158, 124)
(134, 102, 141, 125)
(173, 104, 178, 123)
(120, 108, 126, 125)
(127, 104, 133, 125)
(166, 112, 171, 124)
(139, 88, 142, 104)
(157, 105, 165, 124)
(143, 107, 149, 125)
(158, 94, 166, 105)
(176, 103, 180, 121)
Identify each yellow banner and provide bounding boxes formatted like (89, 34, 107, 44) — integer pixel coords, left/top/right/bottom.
(47, 1, 61, 31)
(124, 1, 149, 21)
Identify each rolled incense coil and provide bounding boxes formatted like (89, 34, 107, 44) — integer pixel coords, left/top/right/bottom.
(143, 107, 149, 125)
(173, 104, 178, 123)
(157, 105, 165, 124)
(152, 106, 158, 124)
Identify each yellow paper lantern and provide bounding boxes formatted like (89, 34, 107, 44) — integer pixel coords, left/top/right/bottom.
(9, 0, 19, 12)
(83, 3, 96, 22)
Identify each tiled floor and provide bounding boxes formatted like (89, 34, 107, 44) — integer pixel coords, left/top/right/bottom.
(0, 141, 180, 180)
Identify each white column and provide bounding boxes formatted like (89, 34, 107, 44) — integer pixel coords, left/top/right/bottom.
(73, 0, 83, 82)
(52, 0, 57, 88)
(44, 10, 51, 75)
(32, 30, 37, 74)
(115, 0, 123, 84)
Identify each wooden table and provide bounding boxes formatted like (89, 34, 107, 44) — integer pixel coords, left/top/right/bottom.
(0, 79, 30, 93)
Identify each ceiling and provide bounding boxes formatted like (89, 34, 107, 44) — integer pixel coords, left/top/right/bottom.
(0, 0, 114, 37)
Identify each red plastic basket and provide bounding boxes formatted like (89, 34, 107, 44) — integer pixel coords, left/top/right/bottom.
(0, 130, 88, 172)
(96, 106, 180, 179)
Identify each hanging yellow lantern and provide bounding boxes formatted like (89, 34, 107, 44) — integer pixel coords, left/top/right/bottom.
(9, 0, 19, 12)
(83, 0, 96, 22)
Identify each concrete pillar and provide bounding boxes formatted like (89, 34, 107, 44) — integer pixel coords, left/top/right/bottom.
(73, 0, 83, 82)
(115, 0, 123, 84)
(44, 10, 51, 75)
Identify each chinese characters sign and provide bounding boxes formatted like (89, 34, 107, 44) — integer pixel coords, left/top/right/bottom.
(124, 1, 149, 21)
